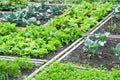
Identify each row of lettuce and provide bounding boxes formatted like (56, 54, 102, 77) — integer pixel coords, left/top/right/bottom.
(0, 2, 112, 57)
(29, 62, 120, 80)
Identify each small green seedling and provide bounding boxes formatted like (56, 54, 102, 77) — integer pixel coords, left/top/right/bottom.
(112, 43, 120, 60)
(107, 24, 117, 32)
(83, 38, 106, 58)
(94, 32, 110, 41)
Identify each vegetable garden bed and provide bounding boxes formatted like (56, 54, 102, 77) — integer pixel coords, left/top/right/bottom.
(0, 2, 68, 27)
(60, 12, 120, 70)
(0, 1, 115, 80)
(0, 2, 112, 59)
(28, 8, 120, 80)
(26, 2, 114, 79)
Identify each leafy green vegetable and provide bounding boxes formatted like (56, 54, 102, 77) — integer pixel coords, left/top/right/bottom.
(2, 12, 41, 25)
(83, 38, 106, 58)
(94, 32, 110, 41)
(0, 22, 17, 36)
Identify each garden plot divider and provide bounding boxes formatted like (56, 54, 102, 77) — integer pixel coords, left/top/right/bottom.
(0, 55, 47, 64)
(25, 11, 114, 80)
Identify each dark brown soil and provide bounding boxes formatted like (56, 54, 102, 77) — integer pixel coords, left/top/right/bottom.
(62, 37, 120, 69)
(9, 64, 40, 80)
(94, 17, 120, 35)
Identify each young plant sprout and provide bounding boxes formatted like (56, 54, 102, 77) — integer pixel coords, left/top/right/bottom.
(107, 24, 117, 32)
(94, 32, 110, 41)
(83, 38, 106, 58)
(112, 43, 120, 60)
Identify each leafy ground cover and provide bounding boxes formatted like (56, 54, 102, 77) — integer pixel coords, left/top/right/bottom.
(30, 62, 120, 80)
(0, 2, 112, 58)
